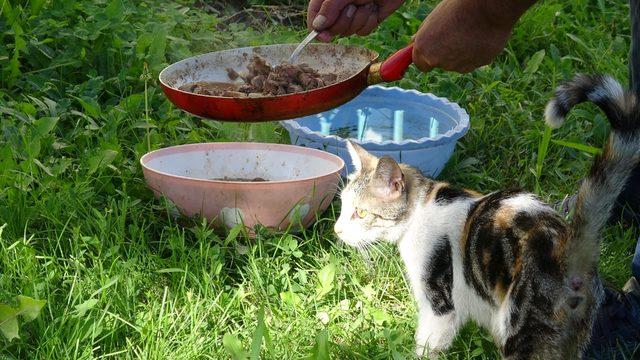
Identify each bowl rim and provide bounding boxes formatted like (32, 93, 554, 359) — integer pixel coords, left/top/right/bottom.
(140, 142, 345, 185)
(280, 85, 470, 151)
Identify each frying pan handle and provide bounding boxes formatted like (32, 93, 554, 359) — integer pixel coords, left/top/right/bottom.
(368, 44, 414, 84)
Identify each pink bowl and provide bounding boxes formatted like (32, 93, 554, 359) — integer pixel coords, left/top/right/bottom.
(140, 142, 344, 231)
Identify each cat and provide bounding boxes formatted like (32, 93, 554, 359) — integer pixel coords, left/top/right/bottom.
(333, 74, 640, 359)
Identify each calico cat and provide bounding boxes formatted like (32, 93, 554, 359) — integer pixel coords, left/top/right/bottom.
(333, 74, 640, 359)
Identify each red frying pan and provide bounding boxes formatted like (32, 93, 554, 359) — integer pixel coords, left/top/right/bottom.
(159, 43, 414, 122)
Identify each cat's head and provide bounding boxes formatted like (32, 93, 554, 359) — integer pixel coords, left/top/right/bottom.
(334, 141, 413, 247)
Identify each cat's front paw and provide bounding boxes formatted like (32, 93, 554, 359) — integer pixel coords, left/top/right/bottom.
(414, 321, 455, 357)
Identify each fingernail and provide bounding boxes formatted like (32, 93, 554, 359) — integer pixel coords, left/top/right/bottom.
(346, 5, 356, 18)
(313, 15, 327, 29)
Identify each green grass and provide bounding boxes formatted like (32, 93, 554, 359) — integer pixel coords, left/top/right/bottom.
(0, 0, 638, 358)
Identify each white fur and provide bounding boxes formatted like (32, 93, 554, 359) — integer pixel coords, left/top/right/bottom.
(501, 193, 548, 214)
(395, 197, 501, 355)
(544, 99, 564, 128)
(587, 75, 624, 104)
(346, 141, 362, 172)
(492, 286, 513, 344)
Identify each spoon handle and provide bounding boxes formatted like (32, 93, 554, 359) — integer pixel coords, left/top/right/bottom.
(288, 30, 319, 63)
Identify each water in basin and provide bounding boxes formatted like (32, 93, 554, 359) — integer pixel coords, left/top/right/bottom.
(295, 92, 461, 142)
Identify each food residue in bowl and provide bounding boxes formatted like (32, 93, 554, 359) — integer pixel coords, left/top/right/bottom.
(210, 176, 268, 182)
(178, 56, 338, 97)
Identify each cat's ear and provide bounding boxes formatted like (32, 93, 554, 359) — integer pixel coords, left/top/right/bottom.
(371, 156, 405, 201)
(346, 140, 376, 172)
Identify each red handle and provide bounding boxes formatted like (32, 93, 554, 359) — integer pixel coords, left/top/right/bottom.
(379, 44, 414, 82)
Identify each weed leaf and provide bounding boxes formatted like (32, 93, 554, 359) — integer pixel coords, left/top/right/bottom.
(0, 305, 20, 341)
(223, 333, 247, 360)
(250, 308, 266, 359)
(316, 263, 336, 298)
(33, 117, 58, 138)
(74, 298, 98, 317)
(16, 295, 46, 322)
(308, 329, 330, 360)
(524, 49, 545, 76)
(88, 149, 118, 174)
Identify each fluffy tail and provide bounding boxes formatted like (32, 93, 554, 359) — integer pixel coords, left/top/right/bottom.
(545, 74, 640, 310)
(631, 0, 639, 97)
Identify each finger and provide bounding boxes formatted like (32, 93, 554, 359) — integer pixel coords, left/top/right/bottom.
(344, 5, 371, 36)
(307, 0, 324, 30)
(356, 12, 379, 36)
(314, 0, 354, 30)
(317, 31, 333, 42)
(323, 4, 357, 37)
(376, 0, 402, 20)
(412, 46, 434, 73)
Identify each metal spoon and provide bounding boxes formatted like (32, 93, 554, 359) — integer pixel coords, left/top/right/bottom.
(288, 30, 319, 63)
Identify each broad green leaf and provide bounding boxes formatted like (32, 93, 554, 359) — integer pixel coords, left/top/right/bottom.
(223, 333, 247, 360)
(279, 290, 302, 307)
(0, 305, 20, 341)
(136, 33, 153, 58)
(105, 0, 125, 20)
(30, 0, 46, 15)
(391, 350, 406, 360)
(33, 117, 58, 138)
(224, 224, 243, 246)
(288, 238, 298, 251)
(309, 329, 330, 360)
(1, 1, 15, 24)
(75, 298, 98, 317)
(87, 149, 118, 174)
(0, 146, 15, 173)
(524, 49, 545, 76)
(26, 138, 41, 158)
(148, 24, 168, 72)
(72, 96, 101, 118)
(316, 263, 336, 297)
(370, 308, 391, 325)
(16, 295, 46, 322)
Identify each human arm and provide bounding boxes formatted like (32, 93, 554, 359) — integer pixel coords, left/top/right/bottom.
(411, 0, 537, 73)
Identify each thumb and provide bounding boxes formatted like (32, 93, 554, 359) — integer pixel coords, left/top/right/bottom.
(312, 0, 354, 30)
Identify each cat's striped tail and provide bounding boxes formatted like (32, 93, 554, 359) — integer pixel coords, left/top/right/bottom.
(545, 74, 640, 313)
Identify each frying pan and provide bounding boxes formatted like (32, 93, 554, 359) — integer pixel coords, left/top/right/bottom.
(159, 43, 414, 122)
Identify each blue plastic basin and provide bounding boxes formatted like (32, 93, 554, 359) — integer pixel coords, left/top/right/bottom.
(281, 86, 469, 177)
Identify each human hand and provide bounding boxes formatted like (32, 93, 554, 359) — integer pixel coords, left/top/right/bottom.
(307, 0, 405, 42)
(412, 0, 534, 73)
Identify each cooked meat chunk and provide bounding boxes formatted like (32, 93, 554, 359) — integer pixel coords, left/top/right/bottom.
(179, 56, 338, 97)
(226, 67, 240, 80)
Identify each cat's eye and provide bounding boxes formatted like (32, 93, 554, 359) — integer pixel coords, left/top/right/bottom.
(355, 208, 369, 219)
